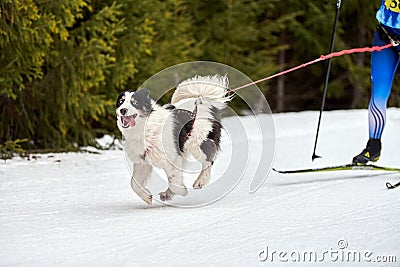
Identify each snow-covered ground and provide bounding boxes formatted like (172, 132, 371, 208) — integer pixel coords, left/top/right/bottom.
(1, 109, 399, 266)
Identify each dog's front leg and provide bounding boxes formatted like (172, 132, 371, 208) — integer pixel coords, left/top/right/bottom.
(131, 161, 153, 205)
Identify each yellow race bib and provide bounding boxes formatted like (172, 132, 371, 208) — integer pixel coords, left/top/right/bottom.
(385, 0, 400, 13)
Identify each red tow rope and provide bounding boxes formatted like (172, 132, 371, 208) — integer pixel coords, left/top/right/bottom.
(228, 43, 394, 93)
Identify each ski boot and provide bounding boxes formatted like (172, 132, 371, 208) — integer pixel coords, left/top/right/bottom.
(352, 138, 381, 165)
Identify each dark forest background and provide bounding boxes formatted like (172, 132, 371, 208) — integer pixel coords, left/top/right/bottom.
(1, 0, 398, 157)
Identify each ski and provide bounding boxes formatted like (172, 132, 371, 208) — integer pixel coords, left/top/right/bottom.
(273, 164, 400, 174)
(386, 181, 400, 190)
(273, 164, 400, 190)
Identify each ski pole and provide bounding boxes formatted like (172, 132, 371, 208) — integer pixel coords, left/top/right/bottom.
(311, 0, 342, 161)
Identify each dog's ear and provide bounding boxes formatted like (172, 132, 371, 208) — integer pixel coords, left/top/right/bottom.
(135, 88, 150, 98)
(132, 88, 152, 114)
(116, 91, 126, 108)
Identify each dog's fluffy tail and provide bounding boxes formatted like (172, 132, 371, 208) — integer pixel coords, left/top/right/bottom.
(171, 74, 232, 108)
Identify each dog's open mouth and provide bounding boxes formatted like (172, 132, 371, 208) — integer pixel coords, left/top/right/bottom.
(121, 114, 137, 128)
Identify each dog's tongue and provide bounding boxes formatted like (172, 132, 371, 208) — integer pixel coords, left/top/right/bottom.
(127, 116, 136, 127)
(122, 115, 136, 127)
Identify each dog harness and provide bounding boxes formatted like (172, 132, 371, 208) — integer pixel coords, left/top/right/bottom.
(142, 105, 198, 159)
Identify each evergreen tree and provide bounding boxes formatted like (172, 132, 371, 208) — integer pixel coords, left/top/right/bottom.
(133, 0, 202, 100)
(0, 0, 155, 152)
(337, 1, 382, 108)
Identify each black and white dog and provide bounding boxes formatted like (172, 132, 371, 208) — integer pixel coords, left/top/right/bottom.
(116, 75, 231, 204)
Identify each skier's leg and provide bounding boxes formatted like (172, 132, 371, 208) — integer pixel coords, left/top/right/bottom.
(368, 33, 399, 140)
(353, 31, 399, 164)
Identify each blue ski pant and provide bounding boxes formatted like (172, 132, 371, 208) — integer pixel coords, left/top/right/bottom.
(369, 27, 400, 139)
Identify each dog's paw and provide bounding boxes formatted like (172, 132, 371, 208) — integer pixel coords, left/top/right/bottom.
(159, 189, 174, 202)
(143, 194, 152, 205)
(193, 177, 209, 189)
(130, 178, 152, 205)
(137, 191, 152, 205)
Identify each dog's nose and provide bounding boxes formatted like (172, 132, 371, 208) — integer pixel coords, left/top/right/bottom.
(120, 108, 128, 115)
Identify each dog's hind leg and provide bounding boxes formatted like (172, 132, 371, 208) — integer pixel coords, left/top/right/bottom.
(193, 162, 213, 189)
(131, 161, 153, 204)
(193, 139, 218, 189)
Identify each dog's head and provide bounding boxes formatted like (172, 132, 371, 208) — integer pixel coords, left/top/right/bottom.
(116, 89, 152, 131)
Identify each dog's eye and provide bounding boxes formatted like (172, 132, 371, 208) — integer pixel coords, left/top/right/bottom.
(132, 99, 138, 106)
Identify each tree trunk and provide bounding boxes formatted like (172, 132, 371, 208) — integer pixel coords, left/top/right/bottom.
(276, 31, 286, 112)
(351, 23, 367, 108)
(224, 0, 233, 65)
